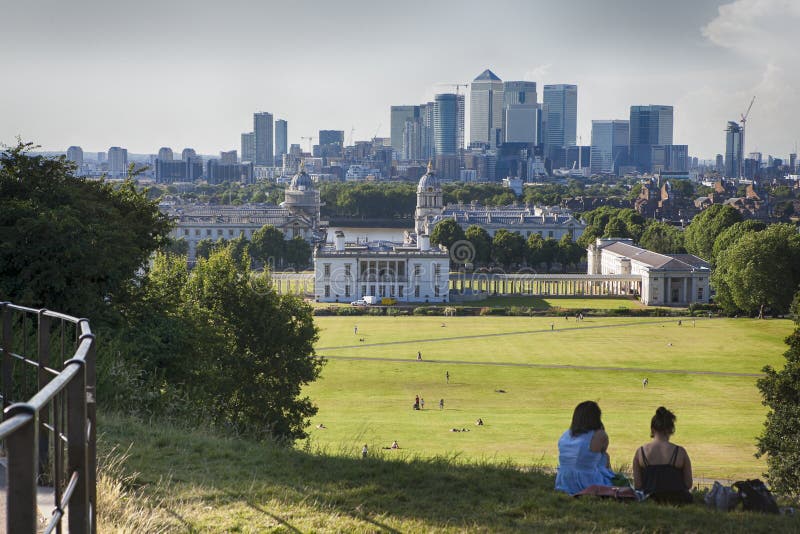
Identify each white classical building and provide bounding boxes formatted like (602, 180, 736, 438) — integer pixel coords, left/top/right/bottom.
(314, 232, 450, 303)
(587, 238, 710, 306)
(163, 164, 323, 262)
(414, 162, 585, 241)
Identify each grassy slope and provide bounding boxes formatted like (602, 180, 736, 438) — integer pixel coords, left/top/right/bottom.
(101, 413, 798, 533)
(307, 317, 793, 479)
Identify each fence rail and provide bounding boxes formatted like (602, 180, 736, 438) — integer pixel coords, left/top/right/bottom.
(0, 302, 96, 534)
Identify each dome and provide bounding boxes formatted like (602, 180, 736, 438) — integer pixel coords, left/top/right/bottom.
(290, 162, 314, 190)
(417, 161, 439, 192)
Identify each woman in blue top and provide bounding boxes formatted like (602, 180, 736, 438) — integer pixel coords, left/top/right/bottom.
(555, 401, 614, 494)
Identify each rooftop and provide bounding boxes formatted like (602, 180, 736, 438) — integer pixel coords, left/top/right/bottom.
(601, 241, 710, 271)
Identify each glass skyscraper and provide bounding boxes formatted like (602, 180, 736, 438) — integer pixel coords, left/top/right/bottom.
(275, 119, 288, 160)
(469, 69, 504, 149)
(725, 121, 743, 178)
(503, 81, 538, 145)
(629, 105, 673, 172)
(590, 120, 629, 175)
(434, 93, 459, 156)
(543, 84, 578, 163)
(254, 111, 274, 166)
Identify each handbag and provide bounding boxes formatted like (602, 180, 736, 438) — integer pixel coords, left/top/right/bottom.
(704, 481, 740, 511)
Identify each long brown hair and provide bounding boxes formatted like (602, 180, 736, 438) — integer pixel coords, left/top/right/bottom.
(570, 401, 604, 436)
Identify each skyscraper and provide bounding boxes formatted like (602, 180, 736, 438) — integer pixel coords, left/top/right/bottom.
(391, 106, 420, 154)
(456, 94, 465, 152)
(220, 150, 238, 165)
(503, 81, 539, 145)
(434, 93, 459, 156)
(241, 132, 255, 163)
(66, 146, 83, 166)
(157, 147, 173, 161)
(590, 120, 629, 175)
(420, 102, 435, 160)
(469, 69, 504, 149)
(275, 119, 288, 160)
(543, 84, 578, 163)
(254, 112, 274, 166)
(107, 147, 128, 177)
(725, 121, 743, 178)
(629, 105, 673, 172)
(181, 148, 197, 161)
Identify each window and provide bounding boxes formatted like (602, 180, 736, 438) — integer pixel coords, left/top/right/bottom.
(414, 264, 421, 276)
(217, 229, 223, 236)
(228, 229, 234, 236)
(697, 287, 704, 300)
(324, 285, 330, 297)
(434, 285, 440, 297)
(345, 264, 351, 276)
(195, 229, 200, 236)
(434, 263, 441, 276)
(206, 229, 211, 236)
(548, 231, 554, 238)
(399, 286, 404, 298)
(345, 285, 350, 297)
(324, 264, 331, 276)
(362, 285, 367, 295)
(390, 286, 395, 297)
(183, 229, 189, 236)
(414, 285, 420, 297)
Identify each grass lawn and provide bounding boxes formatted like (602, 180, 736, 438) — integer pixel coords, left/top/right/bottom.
(467, 295, 647, 310)
(307, 316, 794, 480)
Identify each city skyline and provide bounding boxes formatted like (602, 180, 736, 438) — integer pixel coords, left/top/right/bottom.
(1, 0, 798, 159)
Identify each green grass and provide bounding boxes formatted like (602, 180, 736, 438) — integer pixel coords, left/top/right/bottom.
(308, 317, 793, 480)
(100, 412, 799, 533)
(465, 295, 647, 310)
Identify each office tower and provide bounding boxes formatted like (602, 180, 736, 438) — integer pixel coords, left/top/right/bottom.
(724, 121, 743, 178)
(470, 69, 504, 149)
(590, 120, 629, 175)
(434, 93, 459, 156)
(502, 81, 538, 144)
(220, 150, 238, 164)
(254, 112, 274, 166)
(319, 130, 344, 147)
(181, 148, 197, 161)
(402, 119, 423, 161)
(157, 147, 173, 161)
(629, 105, 673, 172)
(420, 102, 435, 160)
(543, 84, 578, 164)
(241, 132, 255, 162)
(504, 81, 537, 107)
(651, 145, 688, 172)
(66, 146, 83, 166)
(107, 147, 128, 177)
(275, 119, 288, 160)
(790, 153, 797, 172)
(715, 154, 724, 173)
(391, 106, 420, 153)
(456, 94, 465, 152)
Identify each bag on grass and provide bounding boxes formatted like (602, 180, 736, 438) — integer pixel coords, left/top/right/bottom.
(574, 484, 640, 502)
(733, 479, 779, 514)
(704, 481, 740, 511)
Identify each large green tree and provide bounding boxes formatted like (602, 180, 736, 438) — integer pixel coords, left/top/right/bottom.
(491, 230, 526, 268)
(251, 225, 286, 268)
(0, 142, 171, 319)
(710, 220, 766, 265)
(684, 204, 742, 260)
(756, 291, 800, 498)
(465, 225, 492, 265)
(711, 224, 800, 316)
(430, 218, 466, 251)
(639, 222, 686, 254)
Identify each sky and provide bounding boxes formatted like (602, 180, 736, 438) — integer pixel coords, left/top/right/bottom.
(1, 0, 798, 160)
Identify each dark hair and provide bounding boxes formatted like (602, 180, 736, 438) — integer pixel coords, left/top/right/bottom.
(650, 406, 676, 436)
(570, 401, 604, 436)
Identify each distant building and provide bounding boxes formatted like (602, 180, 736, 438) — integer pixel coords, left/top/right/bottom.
(543, 84, 578, 164)
(391, 105, 420, 154)
(206, 160, 253, 184)
(588, 238, 710, 306)
(155, 158, 203, 183)
(220, 150, 238, 165)
(470, 69, 504, 149)
(715, 154, 724, 173)
(254, 112, 274, 166)
(314, 231, 449, 303)
(66, 146, 83, 166)
(434, 93, 460, 156)
(503, 81, 539, 145)
(651, 144, 688, 172)
(629, 105, 673, 172)
(724, 121, 744, 178)
(241, 132, 256, 163)
(590, 120, 629, 175)
(181, 148, 197, 161)
(107, 147, 128, 177)
(275, 119, 288, 160)
(157, 147, 173, 161)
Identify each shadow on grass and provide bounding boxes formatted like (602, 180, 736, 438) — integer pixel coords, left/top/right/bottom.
(101, 413, 798, 533)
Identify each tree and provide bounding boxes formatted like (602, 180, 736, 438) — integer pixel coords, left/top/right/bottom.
(182, 245, 323, 440)
(711, 224, 800, 316)
(756, 290, 800, 498)
(684, 204, 742, 260)
(0, 142, 171, 319)
(284, 236, 312, 269)
(602, 217, 630, 239)
(711, 220, 766, 265)
(639, 222, 686, 254)
(465, 225, 492, 265)
(251, 225, 286, 268)
(526, 233, 544, 267)
(540, 238, 560, 272)
(430, 218, 466, 251)
(491, 229, 525, 268)
(557, 234, 584, 272)
(195, 238, 219, 261)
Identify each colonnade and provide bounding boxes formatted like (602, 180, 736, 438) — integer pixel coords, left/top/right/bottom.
(448, 274, 641, 298)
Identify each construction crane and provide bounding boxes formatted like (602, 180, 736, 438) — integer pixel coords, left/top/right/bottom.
(372, 123, 382, 143)
(436, 83, 468, 96)
(738, 96, 756, 179)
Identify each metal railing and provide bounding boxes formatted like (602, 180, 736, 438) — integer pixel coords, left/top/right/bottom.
(0, 302, 96, 534)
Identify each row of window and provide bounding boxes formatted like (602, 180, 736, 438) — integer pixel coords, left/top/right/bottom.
(322, 263, 442, 277)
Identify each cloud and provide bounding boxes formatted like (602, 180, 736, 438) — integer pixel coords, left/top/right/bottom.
(693, 0, 800, 156)
(524, 64, 551, 83)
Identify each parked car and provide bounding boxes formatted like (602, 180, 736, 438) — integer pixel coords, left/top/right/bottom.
(350, 299, 368, 307)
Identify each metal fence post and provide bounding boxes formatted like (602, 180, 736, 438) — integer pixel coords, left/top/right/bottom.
(79, 329, 97, 534)
(66, 358, 88, 533)
(5, 403, 38, 534)
(37, 309, 51, 479)
(1, 302, 11, 414)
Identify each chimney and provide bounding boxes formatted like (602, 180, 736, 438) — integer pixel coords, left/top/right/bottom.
(335, 231, 345, 252)
(418, 234, 430, 251)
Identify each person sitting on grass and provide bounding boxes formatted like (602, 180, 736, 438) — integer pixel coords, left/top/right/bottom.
(555, 401, 614, 495)
(632, 406, 693, 504)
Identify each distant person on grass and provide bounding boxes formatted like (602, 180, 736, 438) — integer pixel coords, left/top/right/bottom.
(555, 401, 614, 495)
(362, 444, 368, 458)
(439, 398, 444, 409)
(632, 406, 693, 504)
(446, 371, 450, 384)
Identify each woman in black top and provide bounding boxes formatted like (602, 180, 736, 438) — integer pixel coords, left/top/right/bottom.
(632, 406, 693, 503)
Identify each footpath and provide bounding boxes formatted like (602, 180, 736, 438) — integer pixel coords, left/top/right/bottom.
(0, 458, 61, 532)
